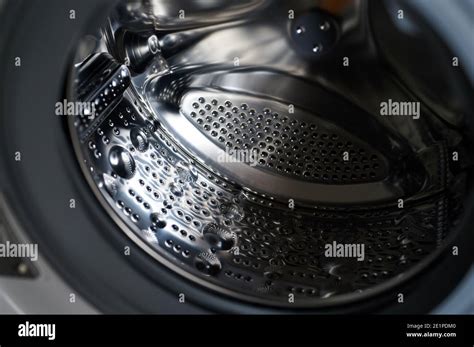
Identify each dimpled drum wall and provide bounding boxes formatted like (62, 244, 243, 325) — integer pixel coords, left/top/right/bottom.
(67, 0, 472, 308)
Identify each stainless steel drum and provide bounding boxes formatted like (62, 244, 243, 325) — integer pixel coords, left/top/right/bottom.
(66, 0, 471, 308)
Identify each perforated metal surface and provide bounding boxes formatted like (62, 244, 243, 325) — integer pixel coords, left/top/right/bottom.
(181, 91, 388, 184)
(67, 0, 470, 306)
(70, 92, 462, 305)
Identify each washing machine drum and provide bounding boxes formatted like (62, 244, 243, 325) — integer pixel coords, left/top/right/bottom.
(2, 0, 473, 313)
(65, 0, 474, 309)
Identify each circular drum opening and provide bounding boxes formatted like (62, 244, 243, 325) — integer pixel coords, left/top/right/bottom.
(66, 0, 474, 308)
